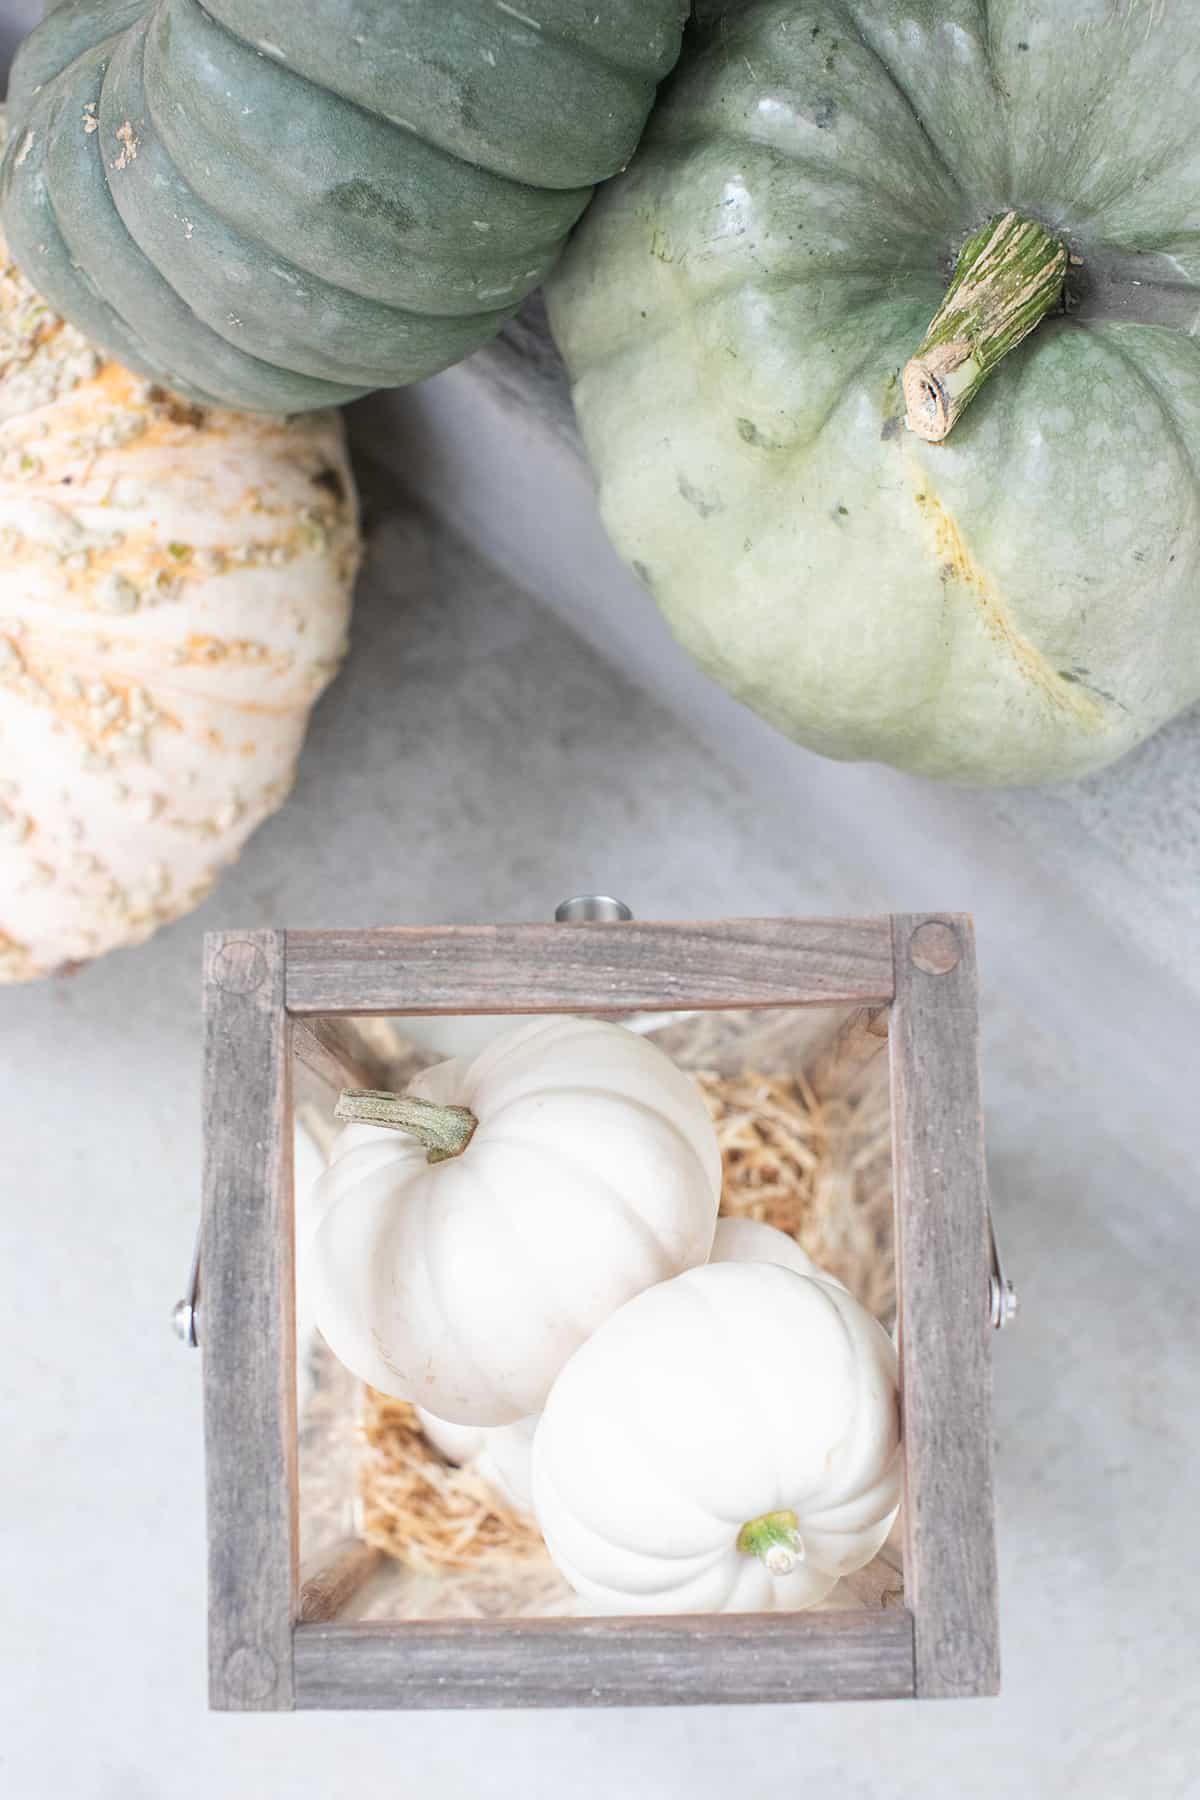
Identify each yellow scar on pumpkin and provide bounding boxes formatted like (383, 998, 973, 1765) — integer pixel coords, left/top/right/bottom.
(907, 457, 1106, 728)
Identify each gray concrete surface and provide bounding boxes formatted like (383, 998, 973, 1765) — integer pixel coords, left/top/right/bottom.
(2, 492, 1198, 1798)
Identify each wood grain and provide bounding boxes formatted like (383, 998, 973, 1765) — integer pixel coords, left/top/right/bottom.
(291, 1017, 400, 1093)
(298, 1540, 386, 1625)
(807, 1005, 890, 1101)
(889, 914, 1000, 1698)
(284, 918, 895, 1016)
(292, 1609, 915, 1709)
(202, 931, 297, 1711)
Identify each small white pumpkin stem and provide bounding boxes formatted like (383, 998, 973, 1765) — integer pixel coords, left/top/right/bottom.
(903, 210, 1068, 442)
(334, 1089, 478, 1163)
(736, 1508, 805, 1576)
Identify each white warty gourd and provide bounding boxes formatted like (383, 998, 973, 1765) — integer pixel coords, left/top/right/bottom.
(0, 150, 360, 981)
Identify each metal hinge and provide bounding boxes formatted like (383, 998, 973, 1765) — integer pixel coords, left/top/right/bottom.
(988, 1211, 1019, 1330)
(172, 1221, 202, 1347)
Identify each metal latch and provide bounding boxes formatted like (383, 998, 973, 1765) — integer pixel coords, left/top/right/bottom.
(988, 1212, 1019, 1330)
(172, 1223, 201, 1347)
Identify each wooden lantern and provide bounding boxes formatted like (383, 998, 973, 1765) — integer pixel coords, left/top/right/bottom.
(197, 913, 1000, 1710)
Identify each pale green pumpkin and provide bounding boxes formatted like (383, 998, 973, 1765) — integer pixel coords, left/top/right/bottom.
(1, 1, 687, 412)
(548, 0, 1200, 785)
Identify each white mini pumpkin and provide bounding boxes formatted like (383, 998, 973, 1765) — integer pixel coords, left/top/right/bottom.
(0, 172, 360, 980)
(415, 1408, 536, 1514)
(308, 1016, 722, 1426)
(531, 1249, 901, 1614)
(708, 1215, 848, 1289)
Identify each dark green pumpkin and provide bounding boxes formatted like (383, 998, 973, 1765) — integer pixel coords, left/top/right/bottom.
(1, 0, 686, 410)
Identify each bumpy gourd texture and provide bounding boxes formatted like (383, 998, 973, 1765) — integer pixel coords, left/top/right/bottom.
(549, 0, 1200, 784)
(0, 0, 687, 411)
(0, 177, 360, 981)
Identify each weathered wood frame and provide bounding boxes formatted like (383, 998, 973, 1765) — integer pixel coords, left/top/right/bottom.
(201, 915, 998, 1711)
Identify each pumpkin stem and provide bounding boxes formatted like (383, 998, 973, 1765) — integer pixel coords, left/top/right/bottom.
(334, 1089, 478, 1163)
(903, 211, 1068, 442)
(737, 1508, 805, 1576)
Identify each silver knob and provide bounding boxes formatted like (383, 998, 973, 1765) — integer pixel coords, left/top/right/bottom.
(554, 895, 633, 922)
(172, 1297, 199, 1347)
(990, 1276, 1019, 1330)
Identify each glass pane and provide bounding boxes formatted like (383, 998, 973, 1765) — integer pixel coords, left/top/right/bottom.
(294, 1004, 900, 1622)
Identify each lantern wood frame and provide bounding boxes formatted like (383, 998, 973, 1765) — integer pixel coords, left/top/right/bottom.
(200, 914, 998, 1711)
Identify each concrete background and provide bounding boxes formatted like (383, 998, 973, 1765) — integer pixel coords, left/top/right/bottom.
(3, 489, 1198, 1799)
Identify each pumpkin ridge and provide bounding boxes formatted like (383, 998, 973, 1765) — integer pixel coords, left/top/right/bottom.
(2, 1, 148, 129)
(201, 0, 679, 190)
(482, 1132, 680, 1277)
(143, 0, 582, 313)
(65, 40, 369, 406)
(793, 304, 912, 457)
(482, 1, 682, 84)
(445, 1014, 566, 1094)
(570, 277, 906, 402)
(804, 1277, 868, 1505)
(833, 0, 974, 206)
(470, 1015, 712, 1101)
(411, 1161, 518, 1419)
(680, 1270, 791, 1526)
(975, 0, 1014, 197)
(436, 1151, 572, 1419)
(207, 0, 665, 135)
(478, 1084, 719, 1214)
(704, 1263, 870, 1523)
(1081, 321, 1200, 502)
(472, 1014, 628, 1078)
(641, 129, 953, 252)
(482, 1146, 629, 1362)
(1, 83, 230, 408)
(553, 1355, 746, 1555)
(109, 27, 518, 385)
(595, 1273, 782, 1537)
(534, 1456, 732, 1592)
(1054, 109, 1200, 239)
(1096, 134, 1198, 227)
(800, 1455, 901, 1534)
(173, 0, 590, 259)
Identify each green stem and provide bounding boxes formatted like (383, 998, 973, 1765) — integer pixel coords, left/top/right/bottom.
(334, 1089, 478, 1163)
(736, 1508, 805, 1576)
(904, 211, 1068, 443)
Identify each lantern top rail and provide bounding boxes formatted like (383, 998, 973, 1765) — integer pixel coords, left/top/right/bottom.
(278, 916, 899, 1016)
